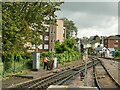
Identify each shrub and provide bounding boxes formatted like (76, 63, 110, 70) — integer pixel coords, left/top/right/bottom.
(115, 51, 120, 58)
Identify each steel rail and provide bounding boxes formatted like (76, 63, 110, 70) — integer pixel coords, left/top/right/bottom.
(93, 58, 120, 90)
(7, 60, 100, 90)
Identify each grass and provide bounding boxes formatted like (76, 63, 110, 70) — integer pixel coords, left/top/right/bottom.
(0, 63, 3, 71)
(2, 69, 31, 80)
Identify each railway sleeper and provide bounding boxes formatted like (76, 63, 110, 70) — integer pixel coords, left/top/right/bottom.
(13, 60, 99, 89)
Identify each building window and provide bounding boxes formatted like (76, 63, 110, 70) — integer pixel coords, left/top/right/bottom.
(46, 28, 49, 32)
(51, 40, 54, 43)
(44, 36, 49, 40)
(51, 48, 54, 51)
(32, 44, 35, 49)
(114, 44, 118, 47)
(44, 44, 48, 49)
(38, 44, 42, 49)
(116, 40, 118, 42)
(105, 40, 107, 42)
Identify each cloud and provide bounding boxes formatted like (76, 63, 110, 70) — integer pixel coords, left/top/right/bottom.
(64, 12, 113, 28)
(56, 2, 118, 38)
(59, 2, 118, 16)
(77, 17, 118, 38)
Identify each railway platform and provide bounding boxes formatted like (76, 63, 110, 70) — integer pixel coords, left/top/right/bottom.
(2, 57, 105, 90)
(2, 59, 83, 88)
(47, 85, 98, 90)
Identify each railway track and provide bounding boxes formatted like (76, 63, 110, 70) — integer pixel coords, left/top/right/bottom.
(5, 59, 100, 90)
(93, 58, 120, 90)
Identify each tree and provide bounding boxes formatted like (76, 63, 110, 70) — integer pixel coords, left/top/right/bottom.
(61, 18, 78, 38)
(55, 38, 81, 63)
(63, 37, 75, 50)
(55, 38, 76, 53)
(88, 47, 94, 55)
(75, 38, 79, 42)
(2, 2, 63, 62)
(115, 51, 120, 58)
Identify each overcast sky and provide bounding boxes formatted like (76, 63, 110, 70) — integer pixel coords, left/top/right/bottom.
(55, 2, 119, 38)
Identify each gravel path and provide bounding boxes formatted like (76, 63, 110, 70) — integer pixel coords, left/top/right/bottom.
(68, 68, 94, 87)
(68, 58, 94, 87)
(100, 58, 119, 83)
(96, 63, 118, 88)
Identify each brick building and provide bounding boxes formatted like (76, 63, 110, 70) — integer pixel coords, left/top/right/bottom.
(104, 35, 120, 50)
(55, 19, 66, 43)
(30, 19, 66, 52)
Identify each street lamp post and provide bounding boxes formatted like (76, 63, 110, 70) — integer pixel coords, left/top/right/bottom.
(32, 27, 40, 71)
(84, 48, 88, 86)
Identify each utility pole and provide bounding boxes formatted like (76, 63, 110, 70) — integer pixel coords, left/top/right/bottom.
(79, 39, 81, 53)
(101, 36, 104, 50)
(102, 36, 104, 57)
(84, 48, 88, 86)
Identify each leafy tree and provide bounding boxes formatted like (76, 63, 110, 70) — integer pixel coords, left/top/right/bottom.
(115, 51, 120, 58)
(55, 38, 75, 53)
(75, 38, 80, 42)
(2, 2, 63, 62)
(61, 18, 78, 38)
(55, 40, 63, 53)
(63, 37, 75, 50)
(55, 37, 82, 64)
(88, 47, 94, 55)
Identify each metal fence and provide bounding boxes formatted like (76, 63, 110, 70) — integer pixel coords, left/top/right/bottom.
(0, 62, 3, 79)
(2, 60, 32, 77)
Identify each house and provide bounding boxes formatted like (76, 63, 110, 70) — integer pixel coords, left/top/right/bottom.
(25, 19, 66, 52)
(80, 37, 88, 48)
(80, 35, 101, 51)
(104, 48, 115, 58)
(81, 35, 101, 49)
(104, 35, 120, 50)
(55, 19, 66, 43)
(88, 35, 101, 49)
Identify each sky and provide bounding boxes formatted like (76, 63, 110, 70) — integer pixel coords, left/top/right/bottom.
(55, 1, 119, 38)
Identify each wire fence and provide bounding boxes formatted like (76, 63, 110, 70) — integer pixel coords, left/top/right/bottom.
(0, 62, 3, 79)
(0, 52, 83, 78)
(1, 60, 32, 78)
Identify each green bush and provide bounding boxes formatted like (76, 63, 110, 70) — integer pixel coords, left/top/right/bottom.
(115, 51, 120, 58)
(3, 61, 12, 72)
(2, 51, 33, 74)
(55, 50, 82, 64)
(54, 38, 83, 64)
(25, 59, 32, 69)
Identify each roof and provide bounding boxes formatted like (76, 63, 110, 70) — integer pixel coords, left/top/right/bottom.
(88, 35, 100, 44)
(107, 35, 120, 40)
(108, 48, 115, 51)
(96, 47, 102, 51)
